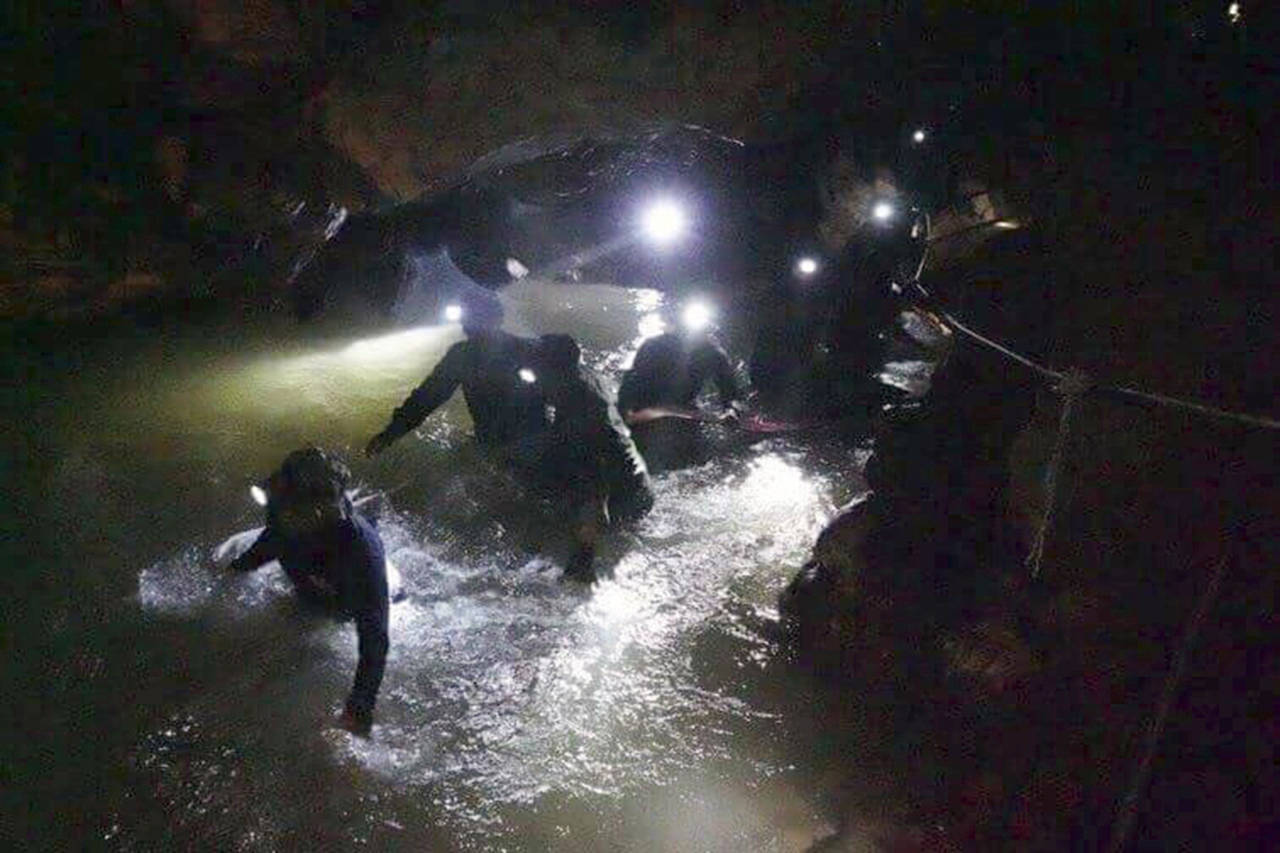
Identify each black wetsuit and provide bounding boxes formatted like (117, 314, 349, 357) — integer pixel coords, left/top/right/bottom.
(231, 511, 389, 725)
(617, 332, 742, 471)
(617, 332, 743, 415)
(380, 330, 549, 449)
(549, 369, 654, 524)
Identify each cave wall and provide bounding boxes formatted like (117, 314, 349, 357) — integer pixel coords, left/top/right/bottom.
(2, 0, 879, 321)
(780, 25, 1278, 843)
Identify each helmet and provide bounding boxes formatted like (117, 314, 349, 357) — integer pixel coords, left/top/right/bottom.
(537, 333, 581, 374)
(263, 446, 351, 533)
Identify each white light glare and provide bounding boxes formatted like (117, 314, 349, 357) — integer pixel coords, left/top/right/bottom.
(912, 128, 927, 144)
(682, 300, 713, 332)
(872, 201, 895, 223)
(795, 256, 820, 277)
(250, 484, 268, 506)
(518, 367, 537, 384)
(1228, 2, 1241, 24)
(505, 257, 529, 279)
(641, 199, 687, 246)
(443, 303, 463, 323)
(637, 312, 666, 340)
(740, 454, 814, 511)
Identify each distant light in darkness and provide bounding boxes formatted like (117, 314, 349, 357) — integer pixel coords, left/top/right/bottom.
(250, 485, 268, 507)
(1227, 2, 1241, 23)
(912, 128, 927, 144)
(443, 303, 463, 323)
(641, 199, 688, 246)
(872, 201, 895, 223)
(518, 367, 537, 384)
(795, 256, 820, 277)
(994, 220, 1020, 230)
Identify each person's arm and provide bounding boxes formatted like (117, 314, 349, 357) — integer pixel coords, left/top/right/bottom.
(616, 373, 639, 417)
(227, 526, 282, 573)
(701, 340, 744, 408)
(339, 526, 390, 735)
(367, 343, 465, 455)
(341, 596, 389, 735)
(617, 339, 659, 415)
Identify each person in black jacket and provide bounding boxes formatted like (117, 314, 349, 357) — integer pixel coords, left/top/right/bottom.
(229, 447, 389, 737)
(616, 311, 744, 471)
(534, 334, 654, 580)
(365, 298, 548, 456)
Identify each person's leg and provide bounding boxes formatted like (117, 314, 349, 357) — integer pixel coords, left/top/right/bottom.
(565, 482, 607, 582)
(632, 419, 709, 474)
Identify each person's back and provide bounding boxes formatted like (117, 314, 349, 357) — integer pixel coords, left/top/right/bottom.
(618, 331, 741, 415)
(538, 334, 653, 527)
(452, 329, 548, 447)
(262, 506, 386, 614)
(367, 300, 549, 455)
(617, 324, 744, 472)
(554, 363, 653, 523)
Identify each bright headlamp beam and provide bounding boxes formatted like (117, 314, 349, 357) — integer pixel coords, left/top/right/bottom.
(682, 300, 713, 332)
(443, 304, 463, 323)
(912, 128, 927, 144)
(872, 201, 895, 223)
(250, 484, 268, 506)
(343, 327, 435, 359)
(505, 257, 529, 279)
(795, 256, 819, 277)
(641, 199, 687, 246)
(518, 367, 537, 384)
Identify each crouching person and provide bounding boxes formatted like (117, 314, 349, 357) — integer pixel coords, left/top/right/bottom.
(229, 447, 389, 737)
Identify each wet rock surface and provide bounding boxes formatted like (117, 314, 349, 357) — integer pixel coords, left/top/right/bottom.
(781, 148, 1277, 851)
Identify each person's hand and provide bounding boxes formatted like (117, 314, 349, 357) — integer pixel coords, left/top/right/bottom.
(336, 707, 372, 737)
(564, 547, 596, 583)
(365, 431, 392, 458)
(719, 400, 746, 424)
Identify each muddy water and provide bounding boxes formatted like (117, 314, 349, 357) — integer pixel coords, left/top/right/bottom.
(3, 281, 916, 851)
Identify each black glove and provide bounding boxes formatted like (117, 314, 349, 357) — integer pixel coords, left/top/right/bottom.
(564, 547, 597, 583)
(365, 431, 393, 458)
(227, 553, 254, 573)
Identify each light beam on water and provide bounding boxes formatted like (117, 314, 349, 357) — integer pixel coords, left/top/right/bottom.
(38, 280, 873, 850)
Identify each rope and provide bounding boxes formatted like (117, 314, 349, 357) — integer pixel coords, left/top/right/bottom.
(939, 312, 1280, 431)
(1107, 551, 1232, 853)
(1025, 369, 1090, 579)
(940, 311, 1063, 382)
(1104, 384, 1280, 431)
(931, 309, 1276, 581)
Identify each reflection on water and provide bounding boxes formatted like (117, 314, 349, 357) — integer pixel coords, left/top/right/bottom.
(10, 281, 877, 851)
(636, 311, 667, 341)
